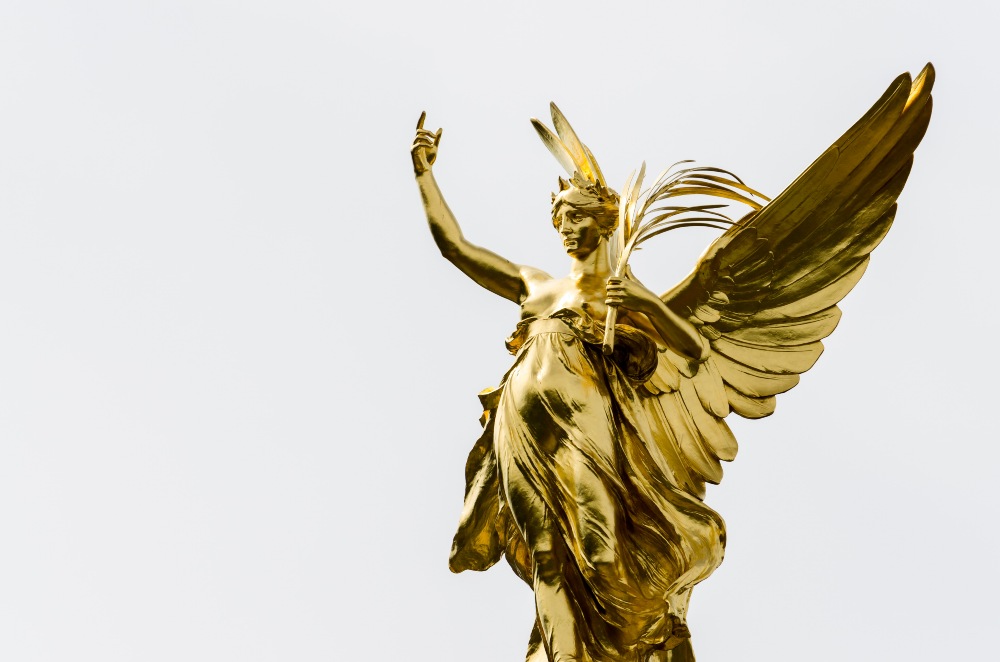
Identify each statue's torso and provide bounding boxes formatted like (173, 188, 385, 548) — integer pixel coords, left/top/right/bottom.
(519, 272, 610, 321)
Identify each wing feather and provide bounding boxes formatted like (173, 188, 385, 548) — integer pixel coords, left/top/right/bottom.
(645, 351, 681, 394)
(712, 355, 801, 397)
(692, 357, 730, 417)
(756, 260, 869, 321)
(724, 385, 776, 419)
(659, 387, 724, 485)
(714, 338, 825, 375)
(770, 204, 897, 295)
(680, 378, 738, 462)
(725, 307, 841, 345)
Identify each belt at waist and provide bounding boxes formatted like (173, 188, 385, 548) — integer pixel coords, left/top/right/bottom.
(524, 317, 582, 338)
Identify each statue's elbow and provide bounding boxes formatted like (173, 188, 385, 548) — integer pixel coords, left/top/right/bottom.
(687, 336, 711, 363)
(438, 242, 467, 268)
(430, 228, 464, 262)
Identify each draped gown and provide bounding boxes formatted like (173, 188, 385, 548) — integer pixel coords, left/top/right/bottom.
(449, 308, 726, 662)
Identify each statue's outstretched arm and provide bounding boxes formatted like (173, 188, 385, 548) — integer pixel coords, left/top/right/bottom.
(412, 113, 525, 303)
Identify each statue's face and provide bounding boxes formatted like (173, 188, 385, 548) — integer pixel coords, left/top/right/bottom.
(554, 205, 603, 257)
(551, 184, 617, 258)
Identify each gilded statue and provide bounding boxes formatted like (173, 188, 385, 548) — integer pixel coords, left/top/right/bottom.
(412, 64, 934, 662)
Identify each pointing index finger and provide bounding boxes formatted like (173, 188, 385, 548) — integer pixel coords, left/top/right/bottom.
(416, 111, 426, 131)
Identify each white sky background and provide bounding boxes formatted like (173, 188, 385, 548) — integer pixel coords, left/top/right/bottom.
(0, 1, 997, 660)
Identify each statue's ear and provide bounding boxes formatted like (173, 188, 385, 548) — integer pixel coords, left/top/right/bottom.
(557, 177, 569, 191)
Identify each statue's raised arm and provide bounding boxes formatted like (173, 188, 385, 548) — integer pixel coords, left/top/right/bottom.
(412, 112, 527, 303)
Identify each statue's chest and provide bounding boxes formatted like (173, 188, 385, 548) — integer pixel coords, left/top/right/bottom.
(520, 279, 608, 320)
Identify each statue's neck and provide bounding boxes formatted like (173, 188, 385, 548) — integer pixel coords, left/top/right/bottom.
(569, 240, 612, 283)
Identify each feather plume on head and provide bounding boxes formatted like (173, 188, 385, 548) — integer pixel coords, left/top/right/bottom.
(532, 103, 620, 236)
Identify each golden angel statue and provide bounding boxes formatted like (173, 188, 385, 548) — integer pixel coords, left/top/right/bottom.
(412, 64, 934, 662)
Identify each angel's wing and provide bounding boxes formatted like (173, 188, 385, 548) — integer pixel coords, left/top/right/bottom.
(641, 65, 934, 497)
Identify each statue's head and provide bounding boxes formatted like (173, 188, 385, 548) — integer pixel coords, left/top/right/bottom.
(551, 174, 619, 236)
(551, 175, 619, 255)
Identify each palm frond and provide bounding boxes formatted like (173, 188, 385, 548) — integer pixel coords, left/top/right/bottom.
(609, 162, 767, 277)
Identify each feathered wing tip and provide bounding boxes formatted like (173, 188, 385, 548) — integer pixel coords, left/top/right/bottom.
(531, 103, 607, 187)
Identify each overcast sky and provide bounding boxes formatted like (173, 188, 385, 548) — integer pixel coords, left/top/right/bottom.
(1, 1, 997, 661)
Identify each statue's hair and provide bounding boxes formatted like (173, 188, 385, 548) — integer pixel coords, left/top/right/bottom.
(551, 173, 620, 237)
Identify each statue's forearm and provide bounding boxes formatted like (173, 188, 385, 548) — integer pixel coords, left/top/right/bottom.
(416, 170, 466, 256)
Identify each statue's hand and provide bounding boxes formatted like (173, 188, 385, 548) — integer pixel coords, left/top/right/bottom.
(606, 276, 658, 314)
(411, 111, 443, 176)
